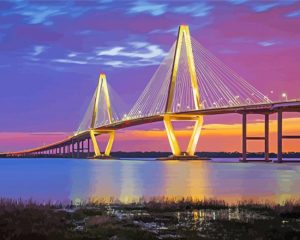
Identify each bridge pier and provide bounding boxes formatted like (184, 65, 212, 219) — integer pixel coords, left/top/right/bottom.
(67, 145, 69, 156)
(274, 109, 300, 163)
(277, 110, 283, 163)
(265, 114, 270, 161)
(87, 138, 90, 158)
(242, 113, 247, 161)
(72, 141, 74, 158)
(81, 140, 84, 156)
(240, 112, 270, 162)
(89, 130, 115, 159)
(77, 140, 80, 158)
(160, 114, 206, 160)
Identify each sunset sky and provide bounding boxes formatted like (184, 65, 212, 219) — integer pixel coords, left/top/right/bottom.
(0, 0, 299, 153)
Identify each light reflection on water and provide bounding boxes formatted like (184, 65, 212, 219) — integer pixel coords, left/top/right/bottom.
(0, 158, 299, 204)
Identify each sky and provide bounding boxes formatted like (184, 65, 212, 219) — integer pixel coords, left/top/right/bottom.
(0, 0, 300, 153)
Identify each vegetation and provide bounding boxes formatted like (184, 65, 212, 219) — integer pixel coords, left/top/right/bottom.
(0, 198, 299, 240)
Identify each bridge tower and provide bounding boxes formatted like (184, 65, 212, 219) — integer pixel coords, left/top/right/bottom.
(164, 25, 203, 159)
(89, 73, 115, 158)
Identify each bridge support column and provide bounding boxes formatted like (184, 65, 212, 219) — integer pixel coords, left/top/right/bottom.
(241, 113, 270, 162)
(67, 145, 69, 156)
(242, 113, 247, 161)
(62, 145, 65, 156)
(87, 138, 90, 158)
(162, 114, 204, 160)
(77, 141, 80, 158)
(81, 140, 84, 154)
(265, 114, 269, 161)
(89, 130, 115, 159)
(71, 141, 74, 158)
(277, 110, 283, 163)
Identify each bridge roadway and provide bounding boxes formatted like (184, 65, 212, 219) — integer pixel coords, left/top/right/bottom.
(2, 99, 300, 158)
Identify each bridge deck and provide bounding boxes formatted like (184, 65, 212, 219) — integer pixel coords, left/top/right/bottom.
(2, 100, 300, 156)
(97, 100, 300, 130)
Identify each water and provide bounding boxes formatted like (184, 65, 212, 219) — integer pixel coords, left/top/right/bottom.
(0, 158, 299, 204)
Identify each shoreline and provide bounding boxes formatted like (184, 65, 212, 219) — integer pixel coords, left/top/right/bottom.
(1, 198, 299, 239)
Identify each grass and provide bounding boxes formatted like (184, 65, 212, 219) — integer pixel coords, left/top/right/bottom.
(0, 198, 299, 240)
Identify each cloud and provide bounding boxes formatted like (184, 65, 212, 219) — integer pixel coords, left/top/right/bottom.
(104, 61, 125, 67)
(21, 7, 66, 25)
(96, 42, 167, 67)
(68, 52, 77, 57)
(52, 59, 88, 65)
(257, 41, 278, 47)
(49, 41, 167, 68)
(286, 9, 300, 18)
(150, 27, 178, 35)
(227, 0, 248, 4)
(173, 2, 213, 17)
(251, 1, 298, 13)
(128, 0, 167, 16)
(103, 59, 160, 68)
(97, 47, 124, 56)
(252, 3, 278, 12)
(2, 3, 67, 25)
(32, 45, 45, 56)
(128, 1, 213, 17)
(1, 1, 109, 25)
(129, 41, 148, 48)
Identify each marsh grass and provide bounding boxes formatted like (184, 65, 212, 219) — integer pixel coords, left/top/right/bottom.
(0, 198, 299, 240)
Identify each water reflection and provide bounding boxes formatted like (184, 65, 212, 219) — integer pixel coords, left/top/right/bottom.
(161, 161, 212, 200)
(119, 161, 142, 203)
(0, 158, 299, 203)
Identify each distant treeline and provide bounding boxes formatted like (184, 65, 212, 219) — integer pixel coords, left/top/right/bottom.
(1, 151, 300, 159)
(111, 151, 300, 158)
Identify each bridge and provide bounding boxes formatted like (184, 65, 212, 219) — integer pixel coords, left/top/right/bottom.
(1, 25, 299, 162)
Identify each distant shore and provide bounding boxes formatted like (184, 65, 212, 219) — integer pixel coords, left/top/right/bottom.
(1, 151, 300, 159)
(111, 151, 300, 159)
(1, 198, 299, 239)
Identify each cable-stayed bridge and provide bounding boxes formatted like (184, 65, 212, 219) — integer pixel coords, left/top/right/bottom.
(2, 25, 300, 162)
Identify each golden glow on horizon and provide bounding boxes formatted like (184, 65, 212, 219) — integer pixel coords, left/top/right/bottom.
(115, 117, 300, 152)
(116, 117, 300, 138)
(0, 117, 299, 153)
